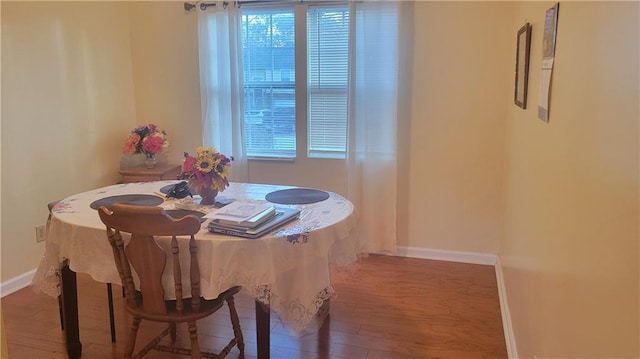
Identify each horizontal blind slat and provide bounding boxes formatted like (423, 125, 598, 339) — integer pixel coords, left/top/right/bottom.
(307, 5, 348, 157)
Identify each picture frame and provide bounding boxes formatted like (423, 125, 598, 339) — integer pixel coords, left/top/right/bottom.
(514, 22, 532, 109)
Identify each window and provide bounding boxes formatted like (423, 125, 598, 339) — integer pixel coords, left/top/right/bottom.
(241, 8, 296, 158)
(241, 3, 349, 159)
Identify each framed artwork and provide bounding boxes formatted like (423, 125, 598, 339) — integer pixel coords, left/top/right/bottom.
(514, 22, 532, 109)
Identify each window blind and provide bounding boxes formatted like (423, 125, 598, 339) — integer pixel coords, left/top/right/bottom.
(307, 6, 349, 158)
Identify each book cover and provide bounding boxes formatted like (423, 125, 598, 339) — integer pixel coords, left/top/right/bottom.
(208, 207, 300, 239)
(205, 201, 273, 225)
(213, 206, 276, 229)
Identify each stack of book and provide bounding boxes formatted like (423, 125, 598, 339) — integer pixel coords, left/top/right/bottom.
(206, 201, 300, 238)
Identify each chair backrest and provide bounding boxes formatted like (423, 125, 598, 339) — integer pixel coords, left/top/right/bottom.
(98, 204, 202, 315)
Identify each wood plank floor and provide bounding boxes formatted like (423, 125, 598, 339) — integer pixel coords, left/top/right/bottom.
(2, 255, 507, 358)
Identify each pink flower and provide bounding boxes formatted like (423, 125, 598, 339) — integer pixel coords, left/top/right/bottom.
(142, 135, 165, 154)
(182, 155, 197, 173)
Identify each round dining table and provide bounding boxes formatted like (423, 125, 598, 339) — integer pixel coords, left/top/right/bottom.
(32, 180, 358, 359)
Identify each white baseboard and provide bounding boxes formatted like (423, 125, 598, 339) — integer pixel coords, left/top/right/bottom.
(0, 269, 36, 298)
(495, 257, 517, 359)
(394, 246, 497, 265)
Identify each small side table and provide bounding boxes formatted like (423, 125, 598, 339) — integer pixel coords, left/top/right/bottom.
(119, 164, 181, 183)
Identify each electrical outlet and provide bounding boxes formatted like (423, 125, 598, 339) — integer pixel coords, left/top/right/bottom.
(35, 224, 46, 243)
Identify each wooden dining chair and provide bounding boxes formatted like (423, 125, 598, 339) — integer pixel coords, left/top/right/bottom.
(48, 200, 117, 342)
(98, 203, 244, 359)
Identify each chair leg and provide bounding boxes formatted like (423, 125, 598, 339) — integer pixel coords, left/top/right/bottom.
(226, 297, 245, 354)
(124, 316, 141, 359)
(107, 283, 116, 342)
(169, 323, 177, 343)
(187, 321, 201, 359)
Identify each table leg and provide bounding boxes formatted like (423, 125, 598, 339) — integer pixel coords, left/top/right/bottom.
(61, 261, 82, 358)
(255, 300, 270, 359)
(317, 313, 330, 357)
(317, 298, 330, 319)
(317, 298, 331, 356)
(107, 283, 116, 343)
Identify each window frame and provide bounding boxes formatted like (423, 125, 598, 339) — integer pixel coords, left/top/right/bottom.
(240, 1, 350, 161)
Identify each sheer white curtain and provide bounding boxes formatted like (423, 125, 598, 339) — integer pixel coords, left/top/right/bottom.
(197, 2, 248, 182)
(347, 1, 402, 254)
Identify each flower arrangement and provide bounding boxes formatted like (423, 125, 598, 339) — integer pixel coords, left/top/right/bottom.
(122, 124, 169, 158)
(178, 146, 232, 193)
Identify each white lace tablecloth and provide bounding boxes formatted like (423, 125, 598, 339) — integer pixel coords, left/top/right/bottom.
(32, 181, 357, 333)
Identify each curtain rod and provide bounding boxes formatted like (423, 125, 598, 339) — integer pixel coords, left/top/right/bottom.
(184, 2, 221, 11)
(184, 0, 313, 12)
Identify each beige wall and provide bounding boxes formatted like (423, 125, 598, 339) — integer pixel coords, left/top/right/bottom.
(501, 2, 639, 358)
(407, 2, 514, 252)
(1, 1, 137, 280)
(128, 1, 203, 166)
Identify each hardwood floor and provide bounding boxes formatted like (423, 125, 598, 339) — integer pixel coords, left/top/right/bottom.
(2, 255, 507, 358)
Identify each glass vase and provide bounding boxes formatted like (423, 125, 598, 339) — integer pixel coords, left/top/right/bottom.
(144, 154, 157, 169)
